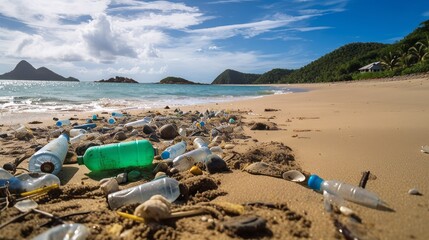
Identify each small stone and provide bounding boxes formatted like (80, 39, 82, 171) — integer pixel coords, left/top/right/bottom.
(143, 125, 155, 134)
(0, 133, 8, 138)
(190, 166, 203, 175)
(408, 188, 422, 195)
(169, 168, 179, 174)
(222, 215, 267, 236)
(114, 131, 127, 141)
(244, 162, 282, 178)
(159, 124, 178, 140)
(127, 170, 141, 182)
(15, 131, 33, 141)
(149, 133, 160, 142)
(154, 172, 167, 180)
(152, 162, 169, 174)
(205, 154, 228, 174)
(250, 122, 278, 130)
(115, 173, 127, 184)
(75, 142, 100, 156)
(164, 106, 170, 109)
(130, 129, 139, 136)
(224, 144, 235, 149)
(100, 178, 119, 196)
(212, 136, 223, 143)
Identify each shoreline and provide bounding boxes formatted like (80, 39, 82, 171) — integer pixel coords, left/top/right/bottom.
(1, 76, 429, 239)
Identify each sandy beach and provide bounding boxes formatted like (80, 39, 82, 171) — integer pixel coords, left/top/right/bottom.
(1, 75, 428, 239)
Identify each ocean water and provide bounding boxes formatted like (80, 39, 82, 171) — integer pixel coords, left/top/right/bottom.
(0, 80, 304, 113)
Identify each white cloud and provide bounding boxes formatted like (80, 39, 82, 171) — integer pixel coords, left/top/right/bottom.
(423, 11, 429, 17)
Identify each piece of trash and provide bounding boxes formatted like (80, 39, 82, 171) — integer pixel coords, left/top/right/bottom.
(408, 188, 422, 196)
(28, 133, 70, 175)
(55, 119, 70, 127)
(100, 178, 119, 196)
(31, 223, 90, 240)
(172, 147, 212, 172)
(77, 139, 155, 172)
(282, 170, 306, 182)
(221, 214, 267, 236)
(107, 177, 180, 209)
(244, 162, 282, 178)
(190, 165, 203, 175)
(359, 171, 371, 188)
(421, 145, 429, 154)
(161, 141, 187, 160)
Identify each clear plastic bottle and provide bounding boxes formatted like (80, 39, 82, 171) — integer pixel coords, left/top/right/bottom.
(172, 147, 212, 171)
(70, 134, 86, 144)
(178, 128, 186, 137)
(161, 141, 187, 160)
(124, 117, 152, 128)
(107, 177, 180, 209)
(28, 133, 69, 175)
(193, 137, 208, 149)
(56, 119, 70, 127)
(0, 167, 14, 179)
(0, 172, 60, 194)
(210, 146, 223, 157)
(32, 223, 90, 240)
(307, 174, 387, 209)
(70, 129, 87, 137)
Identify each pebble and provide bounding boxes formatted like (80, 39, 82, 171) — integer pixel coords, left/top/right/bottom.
(205, 154, 228, 173)
(127, 170, 141, 182)
(159, 124, 178, 140)
(222, 215, 267, 236)
(154, 172, 167, 179)
(224, 144, 235, 149)
(408, 188, 422, 195)
(15, 131, 34, 141)
(143, 125, 155, 134)
(113, 131, 127, 141)
(190, 166, 203, 175)
(99, 178, 119, 196)
(169, 168, 179, 174)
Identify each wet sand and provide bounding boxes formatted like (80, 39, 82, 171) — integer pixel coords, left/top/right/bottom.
(1, 75, 429, 239)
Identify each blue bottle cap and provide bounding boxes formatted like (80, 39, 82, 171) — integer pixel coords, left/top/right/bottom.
(308, 174, 324, 190)
(161, 151, 170, 160)
(60, 133, 70, 141)
(108, 118, 116, 124)
(200, 121, 205, 127)
(56, 121, 62, 127)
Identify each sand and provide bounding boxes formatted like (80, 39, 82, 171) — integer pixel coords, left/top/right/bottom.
(1, 75, 428, 239)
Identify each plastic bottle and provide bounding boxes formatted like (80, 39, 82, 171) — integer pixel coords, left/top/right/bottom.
(77, 139, 155, 172)
(124, 117, 152, 128)
(56, 119, 70, 127)
(161, 141, 187, 160)
(172, 147, 212, 171)
(28, 133, 69, 175)
(210, 146, 223, 157)
(70, 129, 87, 137)
(107, 177, 180, 209)
(0, 167, 14, 179)
(73, 123, 96, 130)
(193, 137, 208, 149)
(32, 223, 90, 240)
(307, 174, 387, 209)
(0, 172, 61, 194)
(70, 134, 86, 144)
(112, 112, 124, 117)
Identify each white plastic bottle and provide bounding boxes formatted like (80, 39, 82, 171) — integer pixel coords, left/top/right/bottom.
(70, 129, 87, 137)
(28, 133, 69, 175)
(107, 177, 180, 209)
(193, 137, 208, 149)
(161, 141, 187, 160)
(172, 147, 212, 171)
(307, 174, 387, 209)
(32, 223, 90, 240)
(124, 117, 152, 127)
(56, 119, 70, 127)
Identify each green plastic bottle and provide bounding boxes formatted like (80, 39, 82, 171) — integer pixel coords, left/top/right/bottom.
(77, 139, 155, 171)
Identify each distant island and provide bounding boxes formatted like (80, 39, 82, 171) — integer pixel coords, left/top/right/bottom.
(95, 76, 138, 83)
(0, 60, 79, 81)
(159, 76, 199, 84)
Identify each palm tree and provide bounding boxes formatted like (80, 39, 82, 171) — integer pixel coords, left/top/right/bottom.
(381, 52, 399, 70)
(409, 41, 428, 62)
(415, 36, 429, 61)
(398, 48, 415, 68)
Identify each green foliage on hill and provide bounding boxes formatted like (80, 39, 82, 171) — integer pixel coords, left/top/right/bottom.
(159, 76, 196, 84)
(254, 68, 294, 84)
(211, 69, 261, 84)
(279, 42, 387, 83)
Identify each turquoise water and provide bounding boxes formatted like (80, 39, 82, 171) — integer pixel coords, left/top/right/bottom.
(0, 80, 304, 113)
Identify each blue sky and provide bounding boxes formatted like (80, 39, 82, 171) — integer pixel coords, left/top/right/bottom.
(0, 0, 428, 83)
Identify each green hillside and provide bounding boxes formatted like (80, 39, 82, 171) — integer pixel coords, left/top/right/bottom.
(279, 19, 429, 83)
(254, 68, 294, 84)
(211, 69, 261, 84)
(159, 76, 196, 84)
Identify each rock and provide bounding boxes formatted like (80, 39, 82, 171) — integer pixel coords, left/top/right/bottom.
(222, 215, 267, 236)
(169, 168, 179, 174)
(114, 131, 127, 141)
(190, 166, 203, 175)
(159, 124, 178, 140)
(224, 144, 235, 149)
(152, 162, 169, 174)
(115, 173, 127, 184)
(408, 188, 422, 195)
(64, 151, 77, 164)
(15, 131, 33, 141)
(149, 133, 160, 142)
(154, 172, 167, 180)
(0, 133, 8, 138)
(244, 162, 283, 178)
(100, 178, 119, 196)
(205, 154, 228, 173)
(28, 121, 43, 124)
(250, 122, 278, 130)
(164, 106, 170, 109)
(75, 142, 100, 156)
(142, 125, 155, 134)
(130, 129, 139, 136)
(127, 170, 141, 182)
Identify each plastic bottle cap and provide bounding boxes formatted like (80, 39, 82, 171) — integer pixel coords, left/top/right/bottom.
(56, 121, 62, 127)
(77, 156, 84, 165)
(61, 133, 70, 141)
(108, 118, 115, 124)
(161, 151, 170, 159)
(307, 174, 324, 190)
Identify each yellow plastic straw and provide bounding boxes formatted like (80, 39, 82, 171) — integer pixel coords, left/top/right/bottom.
(20, 184, 59, 197)
(116, 211, 145, 223)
